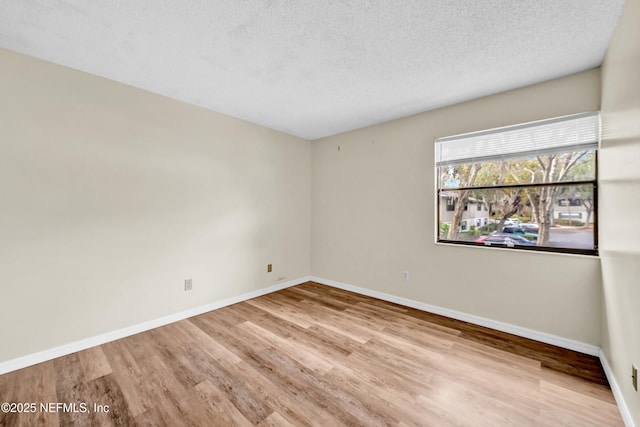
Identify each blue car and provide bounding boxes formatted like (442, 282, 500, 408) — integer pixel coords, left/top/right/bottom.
(500, 226, 538, 241)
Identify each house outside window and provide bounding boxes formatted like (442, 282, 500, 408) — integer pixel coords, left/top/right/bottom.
(436, 112, 599, 255)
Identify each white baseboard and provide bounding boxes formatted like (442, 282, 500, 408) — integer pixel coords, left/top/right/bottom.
(600, 351, 636, 427)
(310, 276, 600, 356)
(0, 276, 309, 375)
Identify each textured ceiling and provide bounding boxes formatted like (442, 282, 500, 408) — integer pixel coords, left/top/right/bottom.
(0, 1, 626, 140)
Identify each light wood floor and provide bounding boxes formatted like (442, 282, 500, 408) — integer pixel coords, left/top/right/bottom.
(0, 282, 623, 426)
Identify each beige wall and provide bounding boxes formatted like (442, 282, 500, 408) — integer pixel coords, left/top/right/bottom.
(0, 49, 311, 363)
(312, 69, 602, 345)
(600, 0, 640, 423)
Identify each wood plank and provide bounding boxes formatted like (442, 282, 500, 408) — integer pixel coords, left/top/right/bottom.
(237, 321, 336, 375)
(226, 360, 340, 427)
(133, 406, 166, 427)
(539, 380, 623, 425)
(0, 362, 60, 427)
(244, 297, 315, 329)
(83, 374, 135, 426)
(323, 365, 426, 426)
(194, 379, 254, 427)
(53, 353, 96, 426)
(101, 340, 155, 417)
(256, 411, 296, 427)
(179, 320, 243, 368)
(238, 346, 387, 427)
(138, 355, 227, 426)
(78, 346, 112, 382)
(178, 343, 274, 424)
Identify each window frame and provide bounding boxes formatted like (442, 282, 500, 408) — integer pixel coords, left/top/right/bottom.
(435, 114, 599, 256)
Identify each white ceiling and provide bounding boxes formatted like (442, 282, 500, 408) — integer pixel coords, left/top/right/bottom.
(0, 1, 626, 140)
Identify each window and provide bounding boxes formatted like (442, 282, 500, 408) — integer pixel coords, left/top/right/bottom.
(559, 212, 582, 219)
(558, 198, 583, 207)
(445, 197, 456, 211)
(436, 112, 598, 255)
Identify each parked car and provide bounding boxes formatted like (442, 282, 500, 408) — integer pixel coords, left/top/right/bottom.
(494, 234, 536, 245)
(500, 226, 538, 241)
(481, 234, 536, 246)
(474, 235, 490, 243)
(519, 223, 540, 233)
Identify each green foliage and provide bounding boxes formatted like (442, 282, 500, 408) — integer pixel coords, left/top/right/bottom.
(439, 222, 450, 239)
(479, 223, 498, 234)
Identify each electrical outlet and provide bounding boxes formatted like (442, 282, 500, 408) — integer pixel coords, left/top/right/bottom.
(184, 279, 192, 291)
(402, 271, 409, 281)
(633, 364, 638, 391)
(267, 264, 272, 273)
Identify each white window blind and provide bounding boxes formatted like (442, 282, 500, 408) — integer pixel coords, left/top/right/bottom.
(435, 112, 600, 167)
